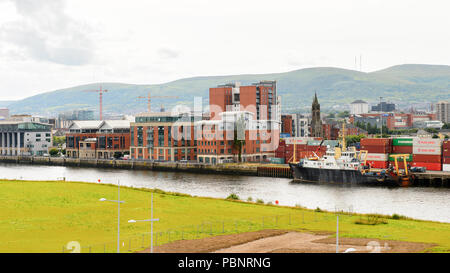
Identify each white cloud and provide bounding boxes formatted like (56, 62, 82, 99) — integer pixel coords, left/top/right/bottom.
(0, 0, 94, 66)
(0, 0, 449, 100)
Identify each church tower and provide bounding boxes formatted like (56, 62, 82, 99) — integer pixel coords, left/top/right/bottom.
(310, 92, 323, 137)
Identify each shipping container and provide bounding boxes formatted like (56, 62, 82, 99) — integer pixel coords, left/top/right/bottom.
(413, 138, 441, 147)
(366, 160, 388, 169)
(392, 138, 414, 146)
(365, 153, 388, 161)
(360, 145, 391, 154)
(388, 154, 412, 162)
(392, 145, 413, 154)
(388, 161, 410, 169)
(413, 146, 441, 155)
(307, 140, 323, 146)
(442, 156, 450, 164)
(361, 138, 392, 146)
(443, 164, 450, 172)
(269, 157, 285, 164)
(323, 140, 339, 147)
(285, 137, 310, 145)
(411, 162, 441, 171)
(412, 154, 441, 163)
(443, 141, 450, 156)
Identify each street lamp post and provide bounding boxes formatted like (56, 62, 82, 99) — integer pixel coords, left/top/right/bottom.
(99, 180, 124, 253)
(128, 193, 160, 253)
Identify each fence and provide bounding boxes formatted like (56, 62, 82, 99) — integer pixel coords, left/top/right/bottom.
(63, 206, 359, 253)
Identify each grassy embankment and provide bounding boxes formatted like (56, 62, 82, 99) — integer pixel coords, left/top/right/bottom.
(0, 179, 449, 253)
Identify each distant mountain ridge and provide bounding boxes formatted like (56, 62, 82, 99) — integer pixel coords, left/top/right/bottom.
(5, 64, 450, 117)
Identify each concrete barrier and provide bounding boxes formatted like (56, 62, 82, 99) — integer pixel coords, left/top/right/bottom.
(0, 156, 259, 177)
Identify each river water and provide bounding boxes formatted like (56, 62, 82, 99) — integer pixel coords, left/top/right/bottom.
(1, 163, 449, 223)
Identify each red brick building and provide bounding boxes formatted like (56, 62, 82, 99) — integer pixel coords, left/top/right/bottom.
(66, 120, 131, 159)
(130, 112, 197, 161)
(209, 81, 279, 122)
(281, 115, 293, 136)
(196, 111, 278, 164)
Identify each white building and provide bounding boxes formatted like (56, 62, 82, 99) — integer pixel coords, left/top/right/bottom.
(436, 101, 450, 123)
(291, 114, 310, 137)
(350, 100, 369, 115)
(0, 121, 53, 156)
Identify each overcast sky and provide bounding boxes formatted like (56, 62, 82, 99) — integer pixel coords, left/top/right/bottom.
(0, 0, 449, 100)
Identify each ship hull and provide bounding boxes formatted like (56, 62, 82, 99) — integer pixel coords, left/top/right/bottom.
(289, 163, 389, 185)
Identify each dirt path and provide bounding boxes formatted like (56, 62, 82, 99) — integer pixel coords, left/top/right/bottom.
(139, 230, 436, 253)
(139, 229, 290, 253)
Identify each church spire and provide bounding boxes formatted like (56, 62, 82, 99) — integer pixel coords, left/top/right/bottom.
(313, 92, 319, 106)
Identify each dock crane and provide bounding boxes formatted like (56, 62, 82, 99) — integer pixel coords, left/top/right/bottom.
(388, 154, 413, 187)
(83, 85, 108, 120)
(138, 91, 179, 112)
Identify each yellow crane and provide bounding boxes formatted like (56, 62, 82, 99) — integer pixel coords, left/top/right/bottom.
(138, 91, 179, 112)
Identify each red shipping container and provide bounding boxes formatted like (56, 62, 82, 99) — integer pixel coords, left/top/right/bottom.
(295, 144, 308, 151)
(443, 156, 450, 164)
(388, 161, 410, 169)
(412, 154, 441, 163)
(361, 138, 392, 146)
(443, 142, 450, 156)
(366, 160, 388, 169)
(392, 145, 413, 154)
(360, 145, 391, 154)
(411, 162, 441, 171)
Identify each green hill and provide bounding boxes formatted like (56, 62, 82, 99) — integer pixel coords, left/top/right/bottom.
(6, 64, 450, 117)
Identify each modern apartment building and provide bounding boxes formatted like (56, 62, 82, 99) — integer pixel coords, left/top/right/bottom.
(196, 111, 278, 164)
(209, 81, 279, 122)
(66, 120, 131, 159)
(129, 112, 197, 161)
(436, 101, 450, 123)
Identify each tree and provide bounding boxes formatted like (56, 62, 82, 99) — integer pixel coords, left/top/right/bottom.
(49, 148, 59, 157)
(113, 152, 123, 159)
(53, 136, 66, 146)
(337, 111, 350, 118)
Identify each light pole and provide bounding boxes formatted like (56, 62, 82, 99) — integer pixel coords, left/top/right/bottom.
(128, 193, 159, 253)
(99, 180, 124, 253)
(336, 215, 339, 253)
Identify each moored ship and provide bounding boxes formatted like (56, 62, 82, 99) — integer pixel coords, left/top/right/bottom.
(289, 124, 412, 186)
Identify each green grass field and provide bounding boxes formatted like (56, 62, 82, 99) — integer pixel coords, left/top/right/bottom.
(0, 179, 449, 253)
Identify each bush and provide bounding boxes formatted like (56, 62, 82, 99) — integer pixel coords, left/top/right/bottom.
(49, 148, 59, 157)
(391, 214, 409, 220)
(354, 214, 388, 225)
(256, 198, 264, 204)
(315, 207, 323, 212)
(247, 197, 253, 202)
(226, 193, 240, 200)
(266, 201, 273, 205)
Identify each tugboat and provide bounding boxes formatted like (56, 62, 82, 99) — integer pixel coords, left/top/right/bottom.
(289, 123, 394, 185)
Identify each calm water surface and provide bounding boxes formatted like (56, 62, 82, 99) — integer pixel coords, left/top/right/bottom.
(1, 163, 449, 223)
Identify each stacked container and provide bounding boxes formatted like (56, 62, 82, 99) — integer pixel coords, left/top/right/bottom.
(360, 138, 392, 169)
(389, 138, 414, 169)
(443, 140, 450, 172)
(412, 138, 442, 171)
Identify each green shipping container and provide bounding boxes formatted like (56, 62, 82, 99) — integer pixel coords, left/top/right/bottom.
(388, 154, 413, 162)
(392, 138, 413, 146)
(269, 157, 285, 164)
(307, 140, 322, 146)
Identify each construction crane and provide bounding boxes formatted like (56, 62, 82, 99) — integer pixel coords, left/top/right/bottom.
(138, 91, 178, 112)
(83, 85, 108, 120)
